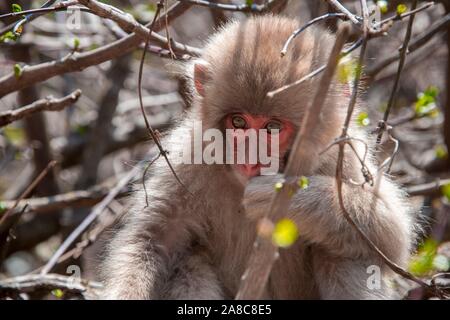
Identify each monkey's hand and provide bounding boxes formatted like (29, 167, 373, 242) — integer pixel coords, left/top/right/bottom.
(243, 173, 414, 299)
(243, 173, 413, 263)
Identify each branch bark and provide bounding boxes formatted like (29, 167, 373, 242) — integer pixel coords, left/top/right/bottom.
(0, 274, 102, 300)
(367, 13, 450, 78)
(0, 1, 195, 98)
(77, 0, 200, 56)
(0, 90, 81, 127)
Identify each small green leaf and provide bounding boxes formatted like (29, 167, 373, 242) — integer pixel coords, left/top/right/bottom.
(377, 1, 388, 14)
(408, 238, 438, 276)
(272, 218, 299, 248)
(3, 126, 26, 147)
(414, 86, 439, 117)
(274, 181, 283, 192)
(356, 112, 370, 127)
(0, 202, 6, 215)
(424, 86, 439, 98)
(246, 0, 254, 6)
(298, 176, 309, 190)
(12, 4, 22, 13)
(441, 183, 450, 202)
(51, 289, 64, 299)
(13, 64, 22, 79)
(337, 58, 361, 84)
(73, 37, 80, 50)
(435, 145, 448, 160)
(74, 124, 89, 136)
(396, 4, 407, 15)
(0, 31, 18, 43)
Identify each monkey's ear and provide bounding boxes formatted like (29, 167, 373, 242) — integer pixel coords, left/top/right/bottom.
(193, 60, 211, 97)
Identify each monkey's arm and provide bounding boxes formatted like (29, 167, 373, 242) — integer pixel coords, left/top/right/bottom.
(101, 185, 223, 300)
(243, 174, 414, 299)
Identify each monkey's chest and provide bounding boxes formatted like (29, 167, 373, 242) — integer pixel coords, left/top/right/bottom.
(207, 211, 319, 299)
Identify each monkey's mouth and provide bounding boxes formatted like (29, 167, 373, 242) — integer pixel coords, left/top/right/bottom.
(236, 164, 262, 178)
(234, 151, 290, 178)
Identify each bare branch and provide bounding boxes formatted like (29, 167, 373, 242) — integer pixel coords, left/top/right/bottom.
(1, 181, 126, 216)
(330, 0, 448, 298)
(0, 90, 81, 127)
(179, 0, 287, 12)
(324, 0, 362, 25)
(0, 0, 62, 35)
(367, 13, 450, 78)
(375, 2, 435, 28)
(77, 0, 200, 56)
(375, 0, 418, 144)
(0, 1, 82, 21)
(39, 148, 157, 275)
(0, 274, 102, 300)
(0, 161, 57, 227)
(0, 1, 195, 98)
(268, 38, 363, 98)
(136, 0, 192, 198)
(407, 179, 450, 197)
(280, 13, 346, 57)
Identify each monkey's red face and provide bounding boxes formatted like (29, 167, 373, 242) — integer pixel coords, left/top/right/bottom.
(224, 113, 294, 179)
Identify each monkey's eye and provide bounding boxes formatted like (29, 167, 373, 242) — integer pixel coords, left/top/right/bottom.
(265, 120, 282, 134)
(231, 115, 247, 129)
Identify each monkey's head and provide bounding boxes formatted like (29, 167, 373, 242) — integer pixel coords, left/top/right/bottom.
(187, 15, 350, 183)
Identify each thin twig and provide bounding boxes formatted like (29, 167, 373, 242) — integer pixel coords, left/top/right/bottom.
(0, 90, 81, 127)
(137, 0, 191, 197)
(0, 1, 82, 20)
(375, 0, 418, 145)
(0, 161, 57, 227)
(77, 0, 200, 57)
(39, 149, 157, 275)
(332, 0, 444, 297)
(324, 0, 362, 25)
(268, 38, 363, 98)
(0, 0, 59, 36)
(1, 180, 127, 216)
(0, 1, 196, 98)
(407, 178, 450, 197)
(280, 13, 346, 57)
(0, 274, 102, 300)
(367, 13, 450, 78)
(179, 0, 286, 12)
(375, 2, 435, 28)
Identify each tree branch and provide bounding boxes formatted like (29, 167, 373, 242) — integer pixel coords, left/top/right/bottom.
(0, 90, 81, 127)
(0, 1, 195, 98)
(324, 0, 361, 25)
(77, 0, 200, 56)
(0, 274, 102, 300)
(367, 13, 450, 78)
(179, 0, 287, 12)
(39, 147, 157, 275)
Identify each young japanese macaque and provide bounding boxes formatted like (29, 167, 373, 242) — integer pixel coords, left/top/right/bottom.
(101, 15, 415, 300)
